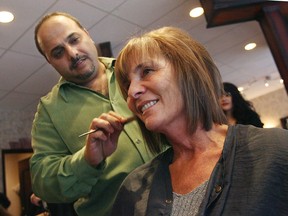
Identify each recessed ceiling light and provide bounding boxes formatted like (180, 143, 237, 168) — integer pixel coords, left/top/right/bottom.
(238, 87, 244, 92)
(264, 75, 270, 87)
(0, 11, 14, 23)
(244, 42, 256, 51)
(189, 7, 204, 18)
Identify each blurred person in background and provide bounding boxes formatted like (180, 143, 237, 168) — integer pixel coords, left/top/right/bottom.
(220, 82, 264, 128)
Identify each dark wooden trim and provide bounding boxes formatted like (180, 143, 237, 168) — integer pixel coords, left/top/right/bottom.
(199, 0, 288, 95)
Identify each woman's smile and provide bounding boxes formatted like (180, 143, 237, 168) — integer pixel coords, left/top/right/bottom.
(141, 100, 158, 113)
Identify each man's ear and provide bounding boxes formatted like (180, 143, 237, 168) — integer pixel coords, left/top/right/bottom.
(85, 28, 95, 43)
(84, 28, 91, 37)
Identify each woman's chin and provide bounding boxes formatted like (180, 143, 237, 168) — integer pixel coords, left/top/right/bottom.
(145, 121, 161, 133)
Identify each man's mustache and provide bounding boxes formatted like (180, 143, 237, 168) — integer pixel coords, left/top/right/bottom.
(70, 55, 86, 70)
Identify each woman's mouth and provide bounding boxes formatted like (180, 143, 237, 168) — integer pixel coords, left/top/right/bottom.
(141, 100, 158, 113)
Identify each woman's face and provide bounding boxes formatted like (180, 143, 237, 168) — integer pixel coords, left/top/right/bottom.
(220, 92, 233, 112)
(126, 55, 185, 134)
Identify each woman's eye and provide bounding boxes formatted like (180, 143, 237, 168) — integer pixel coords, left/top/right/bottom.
(143, 68, 153, 76)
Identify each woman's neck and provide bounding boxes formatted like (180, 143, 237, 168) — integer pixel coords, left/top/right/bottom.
(225, 111, 236, 125)
(170, 124, 227, 159)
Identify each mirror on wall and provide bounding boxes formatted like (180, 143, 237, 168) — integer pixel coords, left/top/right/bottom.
(1, 149, 33, 216)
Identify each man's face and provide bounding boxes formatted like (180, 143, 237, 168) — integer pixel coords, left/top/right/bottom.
(37, 15, 99, 85)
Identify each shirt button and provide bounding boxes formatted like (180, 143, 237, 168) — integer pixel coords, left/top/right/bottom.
(165, 199, 172, 204)
(111, 98, 117, 104)
(215, 185, 222, 193)
(135, 138, 142, 144)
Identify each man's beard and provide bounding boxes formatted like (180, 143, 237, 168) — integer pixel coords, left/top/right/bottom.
(76, 65, 96, 81)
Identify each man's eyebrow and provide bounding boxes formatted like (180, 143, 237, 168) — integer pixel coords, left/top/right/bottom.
(66, 32, 77, 41)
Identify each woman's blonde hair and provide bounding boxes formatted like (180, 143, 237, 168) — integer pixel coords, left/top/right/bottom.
(116, 26, 226, 154)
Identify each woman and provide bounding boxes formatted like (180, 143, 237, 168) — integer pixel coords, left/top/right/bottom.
(220, 82, 264, 127)
(109, 27, 288, 215)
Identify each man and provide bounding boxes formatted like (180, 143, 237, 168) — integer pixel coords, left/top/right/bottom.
(30, 12, 153, 216)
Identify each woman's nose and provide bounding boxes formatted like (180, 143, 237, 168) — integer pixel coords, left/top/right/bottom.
(128, 80, 144, 99)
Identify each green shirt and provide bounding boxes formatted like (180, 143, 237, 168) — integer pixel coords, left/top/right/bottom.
(30, 57, 153, 216)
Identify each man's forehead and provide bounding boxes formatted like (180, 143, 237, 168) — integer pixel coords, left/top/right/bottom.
(37, 17, 78, 54)
(41, 15, 78, 29)
(38, 16, 80, 41)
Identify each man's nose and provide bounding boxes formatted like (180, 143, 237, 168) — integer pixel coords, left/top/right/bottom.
(66, 46, 78, 59)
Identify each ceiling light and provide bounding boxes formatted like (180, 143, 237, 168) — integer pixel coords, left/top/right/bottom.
(244, 43, 256, 51)
(264, 76, 270, 87)
(0, 11, 14, 23)
(238, 87, 244, 92)
(280, 79, 284, 84)
(189, 7, 204, 18)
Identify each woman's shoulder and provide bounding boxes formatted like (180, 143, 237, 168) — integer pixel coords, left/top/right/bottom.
(233, 125, 288, 152)
(247, 125, 287, 138)
(235, 124, 287, 138)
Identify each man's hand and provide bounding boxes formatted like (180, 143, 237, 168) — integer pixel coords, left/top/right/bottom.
(84, 111, 128, 167)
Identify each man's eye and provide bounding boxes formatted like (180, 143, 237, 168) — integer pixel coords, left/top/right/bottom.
(70, 37, 79, 44)
(52, 49, 64, 59)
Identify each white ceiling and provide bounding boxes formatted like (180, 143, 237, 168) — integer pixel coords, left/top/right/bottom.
(0, 0, 285, 112)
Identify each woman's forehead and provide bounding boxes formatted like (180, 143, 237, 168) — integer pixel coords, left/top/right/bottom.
(128, 53, 164, 70)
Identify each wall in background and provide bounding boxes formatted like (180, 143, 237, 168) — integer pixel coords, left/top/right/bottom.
(251, 87, 288, 128)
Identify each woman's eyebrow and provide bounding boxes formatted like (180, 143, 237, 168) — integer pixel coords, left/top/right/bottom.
(134, 63, 144, 71)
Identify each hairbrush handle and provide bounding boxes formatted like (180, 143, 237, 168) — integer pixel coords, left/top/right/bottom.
(78, 116, 135, 138)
